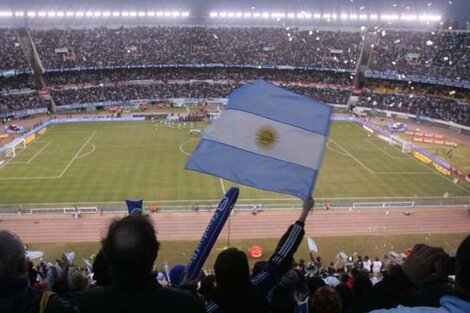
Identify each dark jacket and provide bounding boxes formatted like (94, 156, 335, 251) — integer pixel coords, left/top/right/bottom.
(78, 279, 205, 313)
(0, 279, 41, 313)
(206, 221, 305, 313)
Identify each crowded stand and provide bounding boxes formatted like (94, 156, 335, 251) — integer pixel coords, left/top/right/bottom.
(49, 82, 351, 106)
(44, 68, 353, 87)
(30, 27, 362, 70)
(370, 30, 470, 81)
(358, 92, 470, 126)
(1, 201, 470, 313)
(0, 92, 43, 114)
(0, 28, 30, 72)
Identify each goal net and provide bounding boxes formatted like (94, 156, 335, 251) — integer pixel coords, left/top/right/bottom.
(4, 138, 26, 158)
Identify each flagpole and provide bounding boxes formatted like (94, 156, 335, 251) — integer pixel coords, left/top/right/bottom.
(227, 214, 231, 246)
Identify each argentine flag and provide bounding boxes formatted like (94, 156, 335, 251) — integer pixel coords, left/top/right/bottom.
(185, 79, 332, 200)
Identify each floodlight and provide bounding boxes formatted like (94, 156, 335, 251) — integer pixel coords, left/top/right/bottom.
(138, 12, 146, 17)
(287, 13, 295, 18)
(0, 11, 13, 17)
(129, 11, 137, 17)
(85, 12, 93, 17)
(235, 12, 243, 18)
(48, 11, 56, 17)
(227, 12, 235, 18)
(121, 11, 129, 17)
(370, 14, 378, 20)
(172, 11, 180, 17)
(102, 11, 111, 17)
(163, 11, 171, 17)
(156, 12, 164, 17)
(75, 11, 84, 17)
(350, 14, 358, 19)
(210, 12, 218, 17)
(27, 11, 36, 17)
(147, 11, 155, 17)
(181, 12, 190, 17)
(93, 11, 102, 17)
(243, 12, 252, 18)
(359, 14, 368, 20)
(341, 13, 348, 20)
(219, 12, 227, 17)
(262, 12, 269, 18)
(253, 12, 261, 18)
(15, 11, 24, 17)
(65, 11, 75, 17)
(313, 13, 321, 19)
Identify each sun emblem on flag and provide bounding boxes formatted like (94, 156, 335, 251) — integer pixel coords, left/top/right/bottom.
(255, 126, 279, 150)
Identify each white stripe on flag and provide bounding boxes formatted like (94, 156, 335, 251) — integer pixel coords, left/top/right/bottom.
(203, 109, 326, 169)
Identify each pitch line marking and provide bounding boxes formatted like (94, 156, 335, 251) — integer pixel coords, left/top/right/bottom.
(326, 140, 349, 156)
(387, 139, 470, 195)
(365, 139, 408, 160)
(27, 142, 51, 163)
(179, 139, 199, 156)
(329, 137, 374, 174)
(58, 131, 97, 178)
(219, 178, 226, 195)
(76, 144, 96, 160)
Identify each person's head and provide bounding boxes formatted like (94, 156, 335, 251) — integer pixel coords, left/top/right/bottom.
(92, 249, 112, 287)
(455, 235, 470, 295)
(309, 286, 342, 313)
(101, 215, 160, 285)
(214, 247, 250, 292)
(252, 260, 268, 277)
(306, 276, 326, 294)
(0, 230, 26, 281)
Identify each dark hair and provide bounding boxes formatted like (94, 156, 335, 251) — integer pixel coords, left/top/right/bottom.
(0, 230, 26, 281)
(214, 248, 250, 291)
(306, 276, 326, 294)
(252, 261, 268, 278)
(92, 250, 112, 287)
(456, 235, 470, 291)
(101, 215, 160, 285)
(310, 286, 342, 313)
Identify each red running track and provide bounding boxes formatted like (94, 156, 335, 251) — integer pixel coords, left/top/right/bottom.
(0, 207, 469, 243)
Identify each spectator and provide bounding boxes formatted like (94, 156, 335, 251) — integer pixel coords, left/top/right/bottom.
(309, 286, 343, 313)
(206, 196, 314, 313)
(77, 214, 205, 313)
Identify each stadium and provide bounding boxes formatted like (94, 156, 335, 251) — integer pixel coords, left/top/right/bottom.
(0, 0, 470, 312)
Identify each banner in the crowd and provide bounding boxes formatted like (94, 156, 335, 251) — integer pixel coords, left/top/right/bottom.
(38, 127, 47, 135)
(126, 199, 143, 215)
(186, 187, 239, 281)
(25, 251, 44, 260)
(307, 237, 318, 253)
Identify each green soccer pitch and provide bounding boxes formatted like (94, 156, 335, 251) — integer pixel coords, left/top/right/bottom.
(0, 120, 469, 208)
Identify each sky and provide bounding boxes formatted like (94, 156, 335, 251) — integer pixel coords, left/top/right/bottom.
(1, 0, 468, 24)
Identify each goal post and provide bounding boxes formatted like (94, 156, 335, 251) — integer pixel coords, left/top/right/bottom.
(4, 138, 26, 158)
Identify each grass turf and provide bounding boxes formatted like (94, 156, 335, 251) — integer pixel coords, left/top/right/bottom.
(0, 121, 469, 208)
(27, 233, 468, 270)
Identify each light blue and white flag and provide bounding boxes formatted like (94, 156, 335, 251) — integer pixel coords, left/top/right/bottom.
(185, 79, 332, 200)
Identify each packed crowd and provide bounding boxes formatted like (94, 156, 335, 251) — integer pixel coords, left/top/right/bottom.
(44, 68, 353, 87)
(370, 30, 470, 81)
(30, 27, 361, 70)
(1, 199, 469, 313)
(49, 83, 351, 106)
(0, 92, 43, 114)
(359, 92, 470, 126)
(0, 28, 30, 71)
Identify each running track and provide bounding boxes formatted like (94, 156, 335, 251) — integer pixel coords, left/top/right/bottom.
(0, 207, 469, 243)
